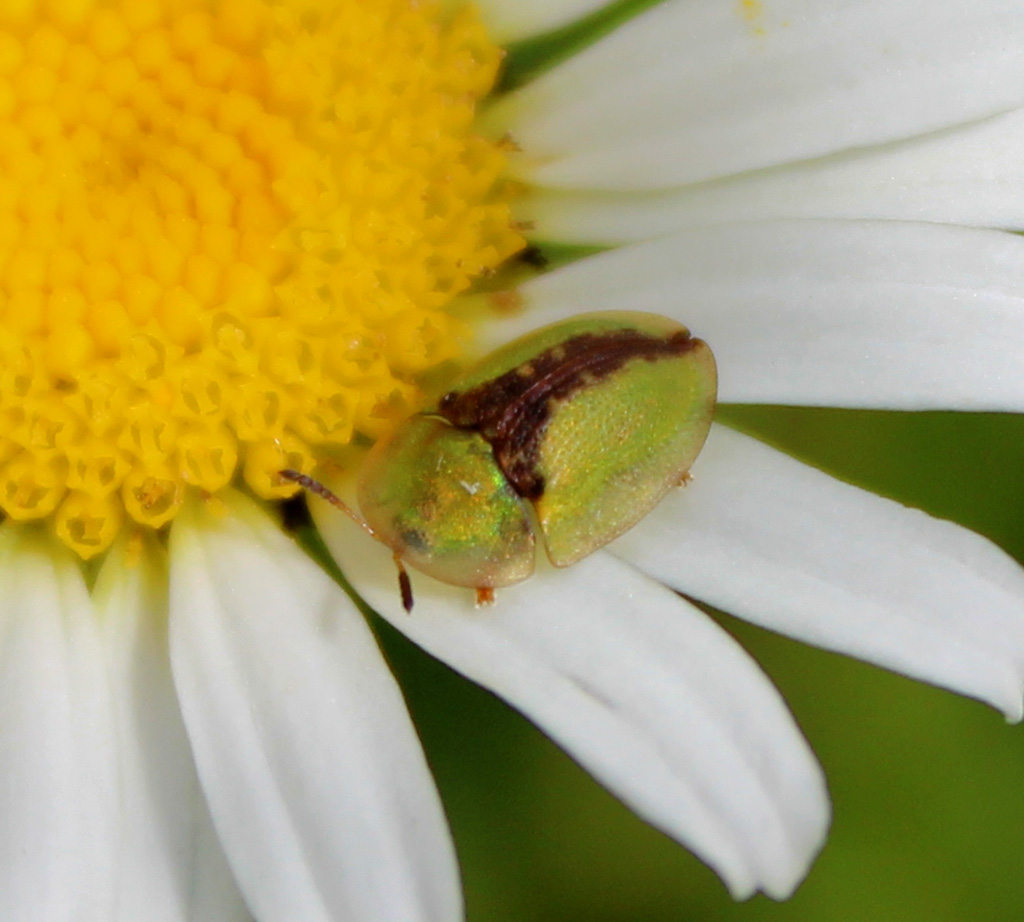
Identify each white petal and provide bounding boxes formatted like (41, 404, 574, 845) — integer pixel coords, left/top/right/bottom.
(492, 0, 1024, 189)
(95, 539, 251, 922)
(470, 0, 611, 44)
(483, 220, 1024, 411)
(528, 107, 1024, 243)
(168, 492, 461, 922)
(0, 526, 118, 922)
(314, 491, 830, 899)
(611, 425, 1024, 720)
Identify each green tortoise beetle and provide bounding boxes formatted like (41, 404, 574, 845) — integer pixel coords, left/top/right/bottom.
(282, 311, 717, 612)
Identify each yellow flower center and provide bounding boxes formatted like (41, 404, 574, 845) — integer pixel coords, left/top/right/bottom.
(0, 0, 523, 558)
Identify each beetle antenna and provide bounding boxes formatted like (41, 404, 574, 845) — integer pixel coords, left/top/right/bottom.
(278, 469, 378, 541)
(280, 469, 417, 613)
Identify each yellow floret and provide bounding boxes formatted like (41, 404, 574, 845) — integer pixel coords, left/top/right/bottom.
(0, 0, 524, 558)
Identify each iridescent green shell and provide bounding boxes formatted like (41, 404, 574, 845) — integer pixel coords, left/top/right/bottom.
(357, 414, 534, 589)
(358, 311, 717, 595)
(438, 311, 717, 567)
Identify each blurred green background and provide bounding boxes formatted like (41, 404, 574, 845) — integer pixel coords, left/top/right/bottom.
(374, 408, 1024, 922)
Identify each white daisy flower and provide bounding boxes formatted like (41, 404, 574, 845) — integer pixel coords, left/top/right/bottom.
(2, 1, 1023, 921)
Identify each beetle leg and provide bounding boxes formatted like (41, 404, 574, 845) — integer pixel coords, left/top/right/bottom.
(475, 586, 496, 607)
(391, 553, 415, 614)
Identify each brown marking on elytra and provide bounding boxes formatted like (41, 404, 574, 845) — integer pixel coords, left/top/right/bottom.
(437, 328, 701, 501)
